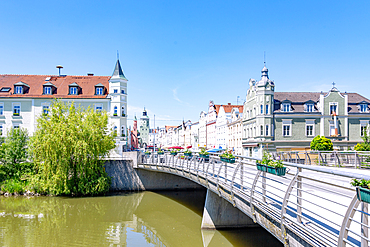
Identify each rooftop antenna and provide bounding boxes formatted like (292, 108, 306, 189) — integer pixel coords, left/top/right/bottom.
(264, 51, 266, 66)
(56, 65, 63, 76)
(117, 50, 119, 60)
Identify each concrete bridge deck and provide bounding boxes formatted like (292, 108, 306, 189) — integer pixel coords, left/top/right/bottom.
(128, 153, 370, 247)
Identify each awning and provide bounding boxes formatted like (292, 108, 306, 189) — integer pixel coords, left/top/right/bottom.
(243, 143, 259, 147)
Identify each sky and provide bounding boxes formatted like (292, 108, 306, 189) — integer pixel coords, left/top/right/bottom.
(1, 1, 370, 129)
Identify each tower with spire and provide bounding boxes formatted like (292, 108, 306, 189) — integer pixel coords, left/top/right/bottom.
(243, 63, 275, 158)
(139, 108, 150, 147)
(109, 58, 128, 153)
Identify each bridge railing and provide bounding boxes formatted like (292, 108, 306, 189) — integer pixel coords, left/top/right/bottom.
(272, 150, 370, 169)
(139, 152, 370, 247)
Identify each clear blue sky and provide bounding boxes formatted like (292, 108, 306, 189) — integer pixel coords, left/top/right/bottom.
(1, 1, 370, 129)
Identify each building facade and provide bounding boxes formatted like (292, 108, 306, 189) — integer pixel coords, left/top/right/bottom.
(0, 59, 128, 153)
(139, 108, 150, 147)
(242, 65, 370, 158)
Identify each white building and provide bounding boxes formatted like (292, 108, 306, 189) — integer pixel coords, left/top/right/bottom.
(0, 59, 128, 154)
(228, 107, 243, 155)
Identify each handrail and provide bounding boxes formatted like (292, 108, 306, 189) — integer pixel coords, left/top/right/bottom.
(139, 152, 369, 246)
(235, 154, 370, 181)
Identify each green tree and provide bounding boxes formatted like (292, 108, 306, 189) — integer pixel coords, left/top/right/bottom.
(310, 135, 333, 151)
(0, 128, 28, 180)
(354, 127, 370, 151)
(29, 100, 116, 196)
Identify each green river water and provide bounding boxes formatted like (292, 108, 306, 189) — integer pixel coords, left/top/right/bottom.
(0, 190, 282, 247)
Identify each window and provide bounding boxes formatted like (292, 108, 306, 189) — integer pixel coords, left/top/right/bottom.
(283, 125, 290, 136)
(260, 105, 263, 114)
(15, 86, 23, 94)
(0, 103, 3, 115)
(266, 104, 269, 114)
(361, 121, 369, 137)
(13, 125, 19, 129)
(69, 87, 78, 95)
(0, 87, 11, 92)
(96, 87, 103, 95)
(360, 104, 368, 113)
(306, 104, 314, 112)
(282, 120, 292, 136)
(121, 89, 125, 94)
(44, 86, 52, 95)
(306, 125, 313, 136)
(121, 106, 125, 117)
(121, 126, 126, 137)
(260, 125, 263, 136)
(0, 125, 2, 136)
(305, 120, 315, 136)
(43, 105, 49, 115)
(113, 106, 118, 116)
(282, 103, 290, 112)
(95, 104, 103, 112)
(13, 103, 20, 116)
(266, 125, 269, 136)
(329, 103, 338, 115)
(114, 89, 118, 94)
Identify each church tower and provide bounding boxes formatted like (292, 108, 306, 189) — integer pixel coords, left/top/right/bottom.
(109, 59, 128, 153)
(139, 108, 150, 147)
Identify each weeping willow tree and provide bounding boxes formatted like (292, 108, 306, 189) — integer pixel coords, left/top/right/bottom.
(29, 100, 115, 196)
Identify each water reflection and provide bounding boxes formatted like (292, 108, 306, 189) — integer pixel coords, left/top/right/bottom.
(0, 191, 281, 247)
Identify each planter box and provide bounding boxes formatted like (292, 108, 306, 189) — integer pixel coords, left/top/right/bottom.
(170, 152, 177, 156)
(256, 163, 268, 172)
(220, 157, 235, 163)
(157, 152, 164, 155)
(200, 154, 209, 159)
(356, 187, 370, 203)
(267, 166, 287, 176)
(184, 153, 192, 157)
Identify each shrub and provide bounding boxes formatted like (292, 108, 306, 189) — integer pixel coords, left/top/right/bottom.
(310, 135, 333, 151)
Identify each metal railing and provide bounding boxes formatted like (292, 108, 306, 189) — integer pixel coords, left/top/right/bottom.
(272, 151, 370, 169)
(139, 152, 370, 247)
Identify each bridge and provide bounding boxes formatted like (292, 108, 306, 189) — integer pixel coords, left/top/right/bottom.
(125, 152, 370, 247)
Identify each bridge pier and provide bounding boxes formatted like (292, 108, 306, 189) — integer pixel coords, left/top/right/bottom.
(201, 189, 258, 229)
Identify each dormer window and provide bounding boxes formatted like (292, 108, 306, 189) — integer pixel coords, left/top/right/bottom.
(70, 87, 78, 95)
(15, 86, 23, 94)
(96, 87, 103, 95)
(68, 82, 80, 95)
(282, 103, 291, 112)
(360, 104, 368, 113)
(43, 82, 56, 95)
(94, 83, 105, 95)
(44, 86, 52, 95)
(305, 103, 314, 112)
(13, 81, 29, 95)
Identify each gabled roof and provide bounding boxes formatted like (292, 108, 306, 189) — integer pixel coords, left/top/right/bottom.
(111, 59, 128, 80)
(14, 81, 30, 87)
(0, 74, 110, 98)
(215, 104, 243, 115)
(43, 82, 56, 87)
(68, 82, 79, 87)
(95, 83, 105, 87)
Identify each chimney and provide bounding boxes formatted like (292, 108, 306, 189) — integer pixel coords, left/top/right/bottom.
(56, 65, 63, 76)
(87, 73, 94, 76)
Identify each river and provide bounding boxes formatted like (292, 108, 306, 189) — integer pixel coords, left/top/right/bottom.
(0, 189, 282, 246)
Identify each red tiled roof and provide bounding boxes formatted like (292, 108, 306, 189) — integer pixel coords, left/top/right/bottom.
(0, 74, 110, 98)
(215, 104, 243, 114)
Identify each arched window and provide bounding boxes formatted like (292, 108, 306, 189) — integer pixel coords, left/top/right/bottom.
(114, 106, 118, 116)
(121, 125, 125, 137)
(121, 106, 125, 117)
(260, 105, 263, 114)
(113, 126, 117, 136)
